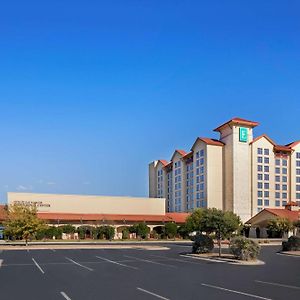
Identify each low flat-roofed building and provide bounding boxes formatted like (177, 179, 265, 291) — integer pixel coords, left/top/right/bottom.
(2, 193, 189, 239)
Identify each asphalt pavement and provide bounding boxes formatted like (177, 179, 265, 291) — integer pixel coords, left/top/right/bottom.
(0, 244, 299, 300)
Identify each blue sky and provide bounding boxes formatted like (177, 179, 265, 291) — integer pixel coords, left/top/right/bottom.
(0, 1, 299, 203)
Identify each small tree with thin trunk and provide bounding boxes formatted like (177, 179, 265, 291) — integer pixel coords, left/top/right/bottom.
(4, 203, 46, 246)
(186, 208, 242, 257)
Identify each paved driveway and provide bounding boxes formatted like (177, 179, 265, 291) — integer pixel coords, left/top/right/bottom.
(0, 244, 299, 300)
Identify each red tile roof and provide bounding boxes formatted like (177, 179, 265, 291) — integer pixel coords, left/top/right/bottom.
(182, 151, 193, 160)
(175, 149, 187, 156)
(191, 137, 224, 150)
(286, 141, 300, 149)
(264, 208, 299, 222)
(214, 117, 259, 132)
(157, 160, 169, 167)
(250, 134, 276, 145)
(37, 212, 190, 224)
(170, 149, 187, 161)
(274, 145, 293, 153)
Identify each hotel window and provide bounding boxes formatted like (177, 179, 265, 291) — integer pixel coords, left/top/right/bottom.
(196, 151, 200, 159)
(296, 185, 300, 191)
(275, 200, 280, 207)
(297, 177, 300, 183)
(282, 192, 287, 199)
(282, 168, 287, 175)
(257, 199, 263, 206)
(257, 182, 263, 189)
(296, 193, 300, 199)
(257, 148, 263, 155)
(264, 149, 269, 156)
(275, 159, 280, 166)
(282, 176, 287, 182)
(275, 168, 280, 174)
(264, 191, 269, 198)
(282, 159, 287, 167)
(258, 191, 263, 197)
(257, 157, 263, 163)
(282, 201, 287, 206)
(296, 169, 300, 175)
(275, 192, 280, 198)
(264, 183, 269, 189)
(264, 166, 269, 173)
(200, 175, 204, 182)
(200, 158, 204, 165)
(264, 157, 269, 164)
(258, 174, 263, 180)
(200, 183, 204, 190)
(200, 150, 204, 157)
(264, 174, 269, 181)
(264, 199, 269, 206)
(296, 152, 300, 159)
(282, 184, 287, 191)
(196, 193, 200, 199)
(297, 161, 300, 167)
(275, 176, 280, 182)
(275, 184, 280, 190)
(257, 165, 263, 172)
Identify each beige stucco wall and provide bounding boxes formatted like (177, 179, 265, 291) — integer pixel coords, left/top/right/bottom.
(149, 161, 157, 198)
(206, 144, 223, 209)
(7, 192, 166, 215)
(219, 125, 254, 222)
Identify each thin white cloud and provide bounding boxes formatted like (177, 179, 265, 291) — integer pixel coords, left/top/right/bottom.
(83, 181, 91, 185)
(47, 182, 56, 185)
(16, 185, 33, 191)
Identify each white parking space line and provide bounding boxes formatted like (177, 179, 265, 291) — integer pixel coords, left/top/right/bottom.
(0, 259, 3, 268)
(32, 258, 45, 274)
(96, 256, 138, 270)
(201, 283, 272, 300)
(124, 255, 177, 268)
(255, 280, 300, 290)
(137, 287, 170, 300)
(150, 254, 206, 265)
(60, 291, 72, 300)
(65, 257, 93, 271)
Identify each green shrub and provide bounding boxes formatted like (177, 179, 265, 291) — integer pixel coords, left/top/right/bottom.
(129, 223, 150, 239)
(59, 224, 76, 234)
(192, 234, 214, 254)
(103, 226, 115, 240)
(122, 228, 129, 239)
(282, 236, 300, 251)
(229, 237, 260, 261)
(164, 223, 177, 239)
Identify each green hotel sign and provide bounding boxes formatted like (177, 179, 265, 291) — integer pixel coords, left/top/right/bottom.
(239, 127, 248, 142)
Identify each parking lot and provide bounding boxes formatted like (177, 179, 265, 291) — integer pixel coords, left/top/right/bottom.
(0, 244, 299, 300)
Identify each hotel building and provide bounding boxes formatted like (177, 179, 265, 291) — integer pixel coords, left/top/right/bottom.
(149, 117, 300, 222)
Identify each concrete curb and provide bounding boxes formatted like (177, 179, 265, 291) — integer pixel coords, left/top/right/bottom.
(182, 254, 265, 266)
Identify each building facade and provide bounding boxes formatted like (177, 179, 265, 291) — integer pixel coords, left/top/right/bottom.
(149, 117, 300, 222)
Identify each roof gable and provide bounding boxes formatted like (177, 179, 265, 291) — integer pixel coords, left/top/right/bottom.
(250, 134, 276, 146)
(191, 137, 224, 150)
(170, 149, 187, 161)
(214, 117, 259, 132)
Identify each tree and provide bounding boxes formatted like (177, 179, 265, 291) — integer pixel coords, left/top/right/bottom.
(59, 224, 76, 234)
(186, 208, 241, 257)
(4, 203, 46, 246)
(164, 223, 177, 239)
(267, 218, 294, 238)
